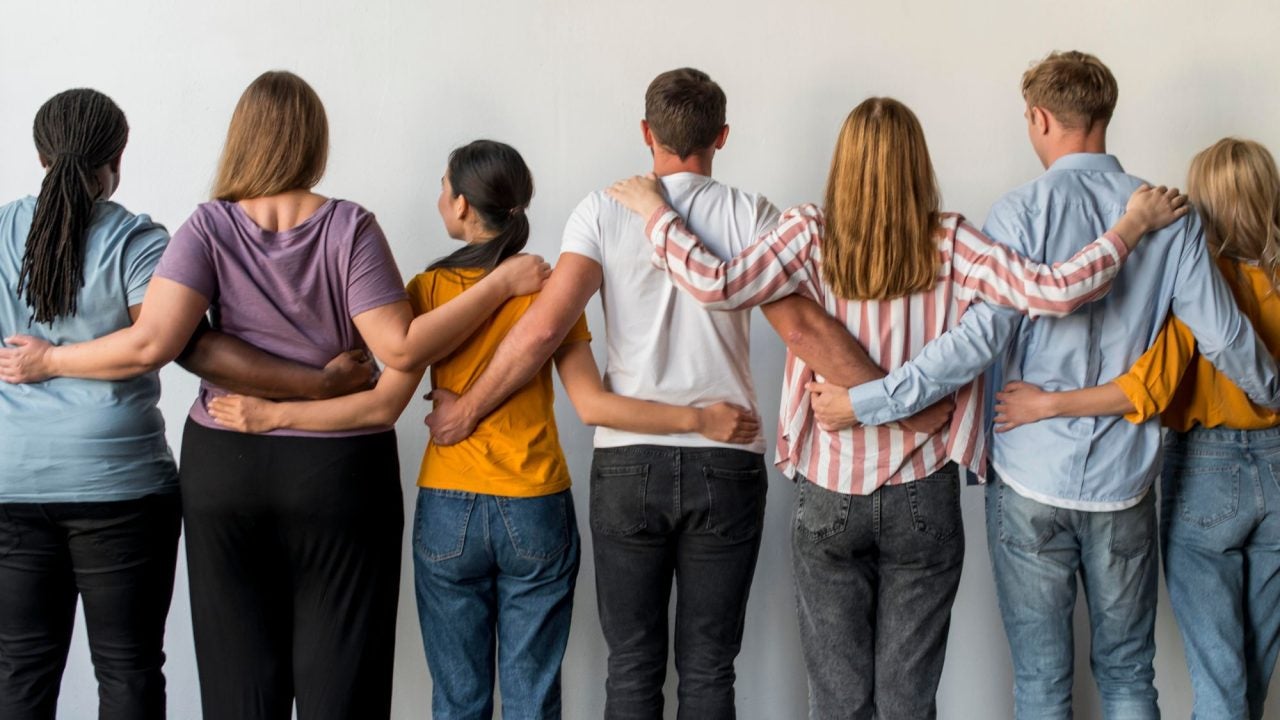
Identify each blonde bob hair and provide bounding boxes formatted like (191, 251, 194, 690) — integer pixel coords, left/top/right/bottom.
(1188, 138, 1280, 297)
(213, 70, 328, 201)
(822, 97, 941, 301)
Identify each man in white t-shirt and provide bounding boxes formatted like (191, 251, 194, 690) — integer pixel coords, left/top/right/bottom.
(425, 68, 895, 719)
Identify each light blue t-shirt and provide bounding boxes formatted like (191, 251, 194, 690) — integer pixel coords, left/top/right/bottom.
(0, 196, 177, 502)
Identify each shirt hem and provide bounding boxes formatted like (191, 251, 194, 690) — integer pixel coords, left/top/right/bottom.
(995, 464, 1147, 512)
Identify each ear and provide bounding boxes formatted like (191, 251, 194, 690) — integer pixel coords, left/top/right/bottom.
(109, 152, 123, 174)
(713, 124, 729, 150)
(452, 193, 470, 222)
(38, 153, 50, 170)
(1029, 106, 1051, 136)
(641, 119, 655, 150)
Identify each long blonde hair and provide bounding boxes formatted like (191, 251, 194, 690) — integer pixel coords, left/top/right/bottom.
(1188, 138, 1280, 297)
(822, 97, 940, 300)
(213, 71, 329, 201)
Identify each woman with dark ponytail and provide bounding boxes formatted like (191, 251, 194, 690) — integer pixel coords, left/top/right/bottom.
(205, 139, 759, 718)
(0, 89, 178, 720)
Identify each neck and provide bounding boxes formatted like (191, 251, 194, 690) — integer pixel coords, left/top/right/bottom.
(1042, 127, 1108, 167)
(237, 189, 326, 233)
(651, 149, 714, 178)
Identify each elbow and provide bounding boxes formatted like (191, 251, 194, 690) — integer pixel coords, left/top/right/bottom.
(137, 341, 179, 374)
(381, 349, 420, 373)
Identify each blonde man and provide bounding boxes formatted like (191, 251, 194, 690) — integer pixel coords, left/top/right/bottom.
(819, 52, 1280, 718)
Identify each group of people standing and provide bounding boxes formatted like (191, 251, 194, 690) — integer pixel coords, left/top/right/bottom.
(0, 48, 1276, 720)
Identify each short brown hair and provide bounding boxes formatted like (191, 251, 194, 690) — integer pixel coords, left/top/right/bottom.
(822, 97, 941, 300)
(213, 71, 329, 201)
(1021, 51, 1118, 131)
(644, 68, 726, 160)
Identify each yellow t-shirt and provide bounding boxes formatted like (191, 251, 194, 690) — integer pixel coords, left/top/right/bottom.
(1114, 256, 1280, 432)
(407, 268, 591, 497)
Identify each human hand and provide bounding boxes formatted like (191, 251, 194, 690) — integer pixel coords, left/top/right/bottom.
(207, 394, 282, 434)
(1115, 184, 1188, 248)
(695, 402, 761, 444)
(319, 349, 376, 398)
(493, 253, 552, 297)
(424, 388, 478, 445)
(807, 381, 856, 431)
(898, 397, 955, 435)
(993, 381, 1057, 433)
(605, 173, 667, 219)
(0, 335, 55, 384)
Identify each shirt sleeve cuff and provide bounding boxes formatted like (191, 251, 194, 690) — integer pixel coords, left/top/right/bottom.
(1101, 230, 1130, 262)
(849, 380, 896, 426)
(1112, 374, 1158, 425)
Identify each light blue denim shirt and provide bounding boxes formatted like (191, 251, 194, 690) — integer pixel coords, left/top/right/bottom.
(849, 153, 1280, 509)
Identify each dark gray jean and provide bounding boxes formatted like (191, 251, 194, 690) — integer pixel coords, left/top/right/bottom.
(590, 445, 767, 720)
(791, 466, 964, 720)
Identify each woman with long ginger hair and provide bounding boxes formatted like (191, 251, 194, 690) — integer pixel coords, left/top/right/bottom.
(606, 97, 1187, 719)
(0, 71, 548, 719)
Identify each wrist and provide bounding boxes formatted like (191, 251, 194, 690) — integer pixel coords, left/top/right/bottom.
(1112, 214, 1146, 247)
(314, 369, 337, 400)
(686, 407, 704, 435)
(266, 403, 289, 432)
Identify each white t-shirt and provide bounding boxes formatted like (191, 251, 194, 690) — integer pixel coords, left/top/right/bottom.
(560, 172, 779, 453)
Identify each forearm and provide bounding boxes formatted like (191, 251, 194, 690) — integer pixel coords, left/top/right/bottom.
(761, 296, 883, 386)
(574, 391, 700, 434)
(176, 323, 331, 400)
(48, 326, 175, 380)
(268, 368, 423, 431)
(1044, 383, 1136, 418)
(401, 274, 512, 369)
(850, 304, 1016, 425)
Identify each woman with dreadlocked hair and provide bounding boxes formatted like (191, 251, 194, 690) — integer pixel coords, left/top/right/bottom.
(0, 71, 549, 720)
(0, 88, 179, 720)
(0, 89, 375, 720)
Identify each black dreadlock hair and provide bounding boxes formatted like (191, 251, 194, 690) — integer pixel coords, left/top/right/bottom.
(20, 89, 129, 324)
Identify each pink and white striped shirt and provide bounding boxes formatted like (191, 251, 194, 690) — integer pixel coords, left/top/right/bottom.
(643, 203, 1130, 495)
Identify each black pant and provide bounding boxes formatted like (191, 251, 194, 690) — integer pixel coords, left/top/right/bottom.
(589, 445, 767, 720)
(179, 420, 403, 720)
(0, 493, 182, 720)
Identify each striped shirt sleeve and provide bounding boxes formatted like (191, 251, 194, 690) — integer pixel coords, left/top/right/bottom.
(642, 203, 823, 310)
(950, 222, 1129, 319)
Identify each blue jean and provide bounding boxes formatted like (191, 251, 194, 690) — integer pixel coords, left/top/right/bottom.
(413, 488, 580, 720)
(589, 445, 767, 720)
(986, 477, 1159, 720)
(1162, 426, 1280, 720)
(791, 467, 964, 720)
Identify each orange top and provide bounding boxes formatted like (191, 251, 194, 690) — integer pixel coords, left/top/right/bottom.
(407, 268, 591, 497)
(1114, 256, 1280, 432)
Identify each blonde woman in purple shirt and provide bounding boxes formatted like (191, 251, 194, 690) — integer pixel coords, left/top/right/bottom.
(0, 71, 548, 720)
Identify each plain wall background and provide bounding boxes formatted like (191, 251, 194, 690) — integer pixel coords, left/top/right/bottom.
(3, 1, 1280, 717)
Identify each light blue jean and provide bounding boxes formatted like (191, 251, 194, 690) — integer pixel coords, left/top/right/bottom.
(413, 487, 580, 720)
(1162, 426, 1280, 720)
(986, 477, 1159, 720)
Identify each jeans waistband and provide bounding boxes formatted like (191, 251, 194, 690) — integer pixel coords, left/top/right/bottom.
(1170, 425, 1280, 448)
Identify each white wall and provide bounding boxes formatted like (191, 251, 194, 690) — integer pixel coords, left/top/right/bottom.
(3, 1, 1280, 717)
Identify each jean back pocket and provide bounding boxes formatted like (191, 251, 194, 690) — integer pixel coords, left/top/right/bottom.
(590, 463, 649, 536)
(414, 489, 477, 562)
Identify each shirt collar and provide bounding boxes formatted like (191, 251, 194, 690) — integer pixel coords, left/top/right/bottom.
(1046, 152, 1125, 174)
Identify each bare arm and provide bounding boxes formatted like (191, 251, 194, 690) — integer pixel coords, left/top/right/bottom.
(760, 295, 883, 387)
(992, 381, 1135, 433)
(206, 366, 426, 433)
(0, 278, 209, 382)
(554, 340, 759, 444)
(425, 253, 604, 445)
(354, 254, 551, 372)
(175, 318, 374, 400)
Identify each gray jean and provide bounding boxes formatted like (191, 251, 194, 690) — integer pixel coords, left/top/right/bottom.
(791, 466, 964, 720)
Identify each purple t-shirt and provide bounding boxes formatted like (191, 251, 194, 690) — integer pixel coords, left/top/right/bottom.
(154, 198, 408, 437)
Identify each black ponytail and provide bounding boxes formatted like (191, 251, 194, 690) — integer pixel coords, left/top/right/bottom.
(428, 140, 534, 273)
(20, 89, 128, 324)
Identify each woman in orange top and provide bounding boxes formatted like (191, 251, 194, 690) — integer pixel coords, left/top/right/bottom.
(993, 138, 1280, 720)
(206, 140, 757, 718)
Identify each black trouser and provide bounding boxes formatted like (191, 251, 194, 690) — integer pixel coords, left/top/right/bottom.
(179, 420, 403, 720)
(0, 492, 182, 720)
(589, 445, 767, 720)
